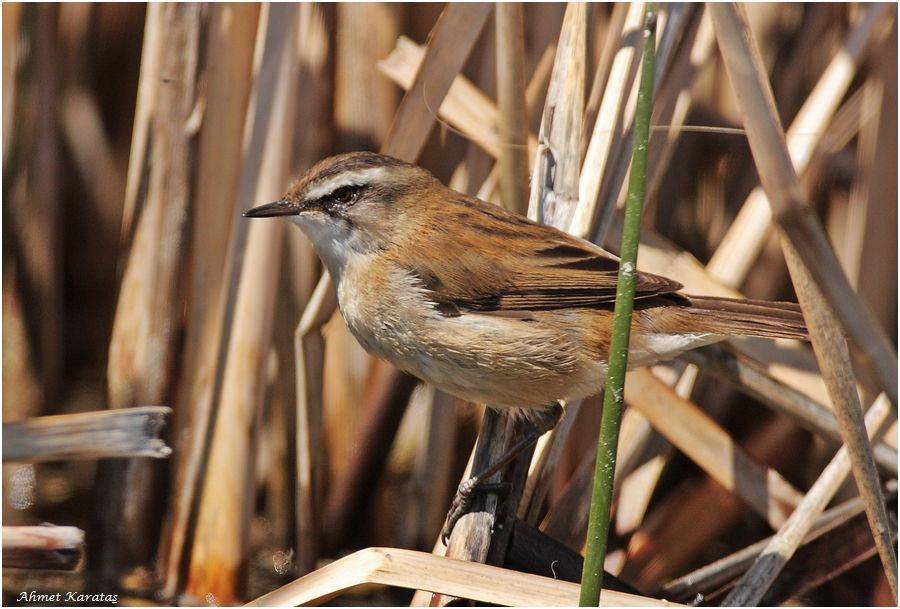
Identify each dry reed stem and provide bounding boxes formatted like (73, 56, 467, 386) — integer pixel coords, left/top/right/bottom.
(379, 37, 501, 159)
(107, 2, 198, 411)
(334, 3, 399, 152)
(527, 2, 586, 229)
(120, 3, 163, 245)
(285, 4, 332, 576)
(710, 4, 898, 599)
(102, 2, 200, 579)
(186, 5, 299, 602)
(495, 2, 530, 215)
(246, 547, 681, 607)
(724, 394, 893, 605)
(625, 368, 803, 529)
(613, 366, 689, 536)
(573, 1, 644, 240)
(3, 525, 85, 571)
(8, 4, 64, 404)
(581, 3, 630, 161)
(437, 411, 524, 605)
(707, 3, 891, 288)
(2, 406, 171, 462)
(381, 3, 492, 162)
(293, 274, 335, 575)
(157, 5, 260, 597)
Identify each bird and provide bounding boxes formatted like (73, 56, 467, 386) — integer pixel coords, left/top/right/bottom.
(244, 151, 808, 540)
(245, 151, 807, 418)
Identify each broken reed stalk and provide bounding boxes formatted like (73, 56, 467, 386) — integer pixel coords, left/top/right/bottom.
(709, 3, 898, 601)
(579, 5, 657, 605)
(2, 525, 85, 571)
(2, 406, 171, 462)
(527, 1, 586, 228)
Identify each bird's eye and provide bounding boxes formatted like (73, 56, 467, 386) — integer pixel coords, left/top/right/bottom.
(331, 185, 359, 205)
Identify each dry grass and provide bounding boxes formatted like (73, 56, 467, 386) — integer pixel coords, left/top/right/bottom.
(2, 3, 897, 607)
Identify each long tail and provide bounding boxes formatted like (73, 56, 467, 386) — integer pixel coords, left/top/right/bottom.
(682, 295, 808, 341)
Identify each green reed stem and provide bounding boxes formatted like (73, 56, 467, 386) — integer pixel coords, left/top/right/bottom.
(579, 4, 658, 605)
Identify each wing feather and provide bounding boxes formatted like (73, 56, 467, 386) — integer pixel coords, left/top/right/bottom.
(404, 193, 683, 315)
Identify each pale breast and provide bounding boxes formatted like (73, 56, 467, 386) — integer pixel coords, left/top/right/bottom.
(334, 258, 605, 409)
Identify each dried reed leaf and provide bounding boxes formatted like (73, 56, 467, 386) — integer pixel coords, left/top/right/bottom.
(246, 547, 681, 607)
(381, 3, 492, 161)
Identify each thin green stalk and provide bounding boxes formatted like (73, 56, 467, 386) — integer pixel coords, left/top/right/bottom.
(579, 4, 657, 606)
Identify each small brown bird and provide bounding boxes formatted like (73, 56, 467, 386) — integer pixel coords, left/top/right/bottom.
(246, 151, 809, 540)
(245, 151, 807, 420)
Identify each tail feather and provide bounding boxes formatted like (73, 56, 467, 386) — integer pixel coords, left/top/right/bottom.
(683, 295, 808, 341)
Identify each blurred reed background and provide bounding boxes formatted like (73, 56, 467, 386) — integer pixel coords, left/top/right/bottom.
(2, 3, 897, 606)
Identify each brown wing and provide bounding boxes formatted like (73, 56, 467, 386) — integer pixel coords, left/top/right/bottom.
(402, 193, 683, 316)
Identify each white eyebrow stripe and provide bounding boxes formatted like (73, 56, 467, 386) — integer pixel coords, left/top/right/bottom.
(305, 167, 390, 200)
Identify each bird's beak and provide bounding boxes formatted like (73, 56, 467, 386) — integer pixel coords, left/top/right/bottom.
(243, 199, 298, 218)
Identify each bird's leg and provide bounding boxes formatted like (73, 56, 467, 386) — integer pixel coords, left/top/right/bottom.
(441, 402, 563, 544)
